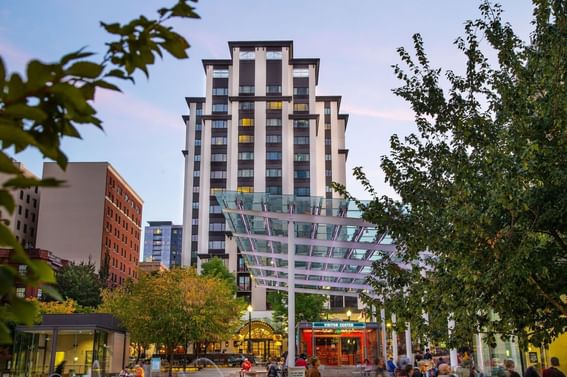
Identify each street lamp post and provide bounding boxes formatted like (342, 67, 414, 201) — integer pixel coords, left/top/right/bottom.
(347, 309, 352, 321)
(247, 304, 253, 355)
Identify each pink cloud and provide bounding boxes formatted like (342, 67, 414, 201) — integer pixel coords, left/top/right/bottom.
(95, 89, 182, 131)
(342, 104, 414, 122)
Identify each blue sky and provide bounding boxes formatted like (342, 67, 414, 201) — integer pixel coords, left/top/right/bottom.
(1, 1, 534, 229)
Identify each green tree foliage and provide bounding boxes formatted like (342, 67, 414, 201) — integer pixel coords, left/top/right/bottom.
(101, 268, 243, 377)
(201, 257, 237, 294)
(336, 0, 567, 348)
(55, 261, 103, 308)
(267, 291, 327, 327)
(0, 1, 199, 343)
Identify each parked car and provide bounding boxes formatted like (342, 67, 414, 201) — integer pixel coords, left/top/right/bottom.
(227, 354, 255, 367)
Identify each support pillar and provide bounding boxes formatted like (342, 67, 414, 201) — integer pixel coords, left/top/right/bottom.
(287, 219, 295, 368)
(475, 333, 485, 374)
(380, 309, 388, 362)
(448, 318, 458, 369)
(392, 314, 398, 363)
(405, 323, 413, 364)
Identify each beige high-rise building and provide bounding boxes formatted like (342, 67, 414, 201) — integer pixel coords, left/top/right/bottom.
(36, 162, 143, 286)
(0, 160, 41, 248)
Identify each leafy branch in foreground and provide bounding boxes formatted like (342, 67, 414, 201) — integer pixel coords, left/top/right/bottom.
(0, 0, 199, 343)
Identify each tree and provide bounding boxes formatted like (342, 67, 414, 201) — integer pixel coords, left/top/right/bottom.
(337, 0, 567, 348)
(54, 260, 103, 308)
(101, 267, 243, 377)
(201, 257, 237, 294)
(267, 291, 327, 328)
(0, 0, 200, 343)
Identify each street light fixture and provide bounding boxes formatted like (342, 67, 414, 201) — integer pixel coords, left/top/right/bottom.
(347, 309, 352, 321)
(247, 304, 253, 354)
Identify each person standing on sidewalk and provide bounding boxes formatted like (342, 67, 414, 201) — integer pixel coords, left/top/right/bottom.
(543, 358, 566, 377)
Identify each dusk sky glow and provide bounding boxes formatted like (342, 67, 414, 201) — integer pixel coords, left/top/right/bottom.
(1, 1, 535, 237)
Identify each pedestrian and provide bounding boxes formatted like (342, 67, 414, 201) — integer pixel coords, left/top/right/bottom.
(307, 357, 321, 377)
(375, 358, 388, 377)
(524, 365, 541, 377)
(543, 358, 566, 377)
(437, 364, 452, 377)
(134, 363, 144, 377)
(505, 360, 521, 377)
(424, 350, 433, 361)
(296, 354, 308, 368)
(268, 358, 279, 377)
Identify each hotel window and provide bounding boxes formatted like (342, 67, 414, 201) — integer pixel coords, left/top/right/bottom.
(325, 138, 332, 145)
(266, 169, 282, 177)
(238, 152, 254, 160)
(293, 119, 309, 128)
(211, 153, 227, 162)
(239, 102, 254, 110)
(294, 136, 309, 144)
(194, 139, 201, 146)
(208, 240, 226, 249)
(211, 137, 227, 145)
(212, 87, 228, 95)
(18, 264, 27, 276)
(238, 169, 254, 178)
(193, 187, 200, 193)
(266, 118, 282, 127)
(267, 101, 283, 110)
(237, 186, 254, 193)
(293, 87, 309, 95)
(210, 171, 227, 179)
(326, 185, 333, 193)
(212, 103, 228, 113)
(16, 288, 25, 298)
(193, 171, 200, 177)
(266, 51, 282, 60)
(209, 223, 226, 232)
(294, 170, 310, 179)
(212, 120, 227, 128)
(266, 135, 282, 143)
(293, 68, 309, 77)
(239, 86, 255, 95)
(294, 153, 310, 162)
(195, 122, 202, 131)
(195, 108, 203, 116)
(212, 69, 229, 78)
(294, 103, 309, 112)
(192, 202, 199, 209)
(210, 188, 225, 195)
(239, 51, 255, 60)
(194, 155, 201, 162)
(239, 118, 254, 127)
(192, 218, 199, 224)
(295, 187, 310, 196)
(325, 122, 331, 130)
(266, 151, 282, 160)
(266, 186, 282, 194)
(191, 235, 198, 241)
(324, 107, 332, 115)
(238, 135, 254, 143)
(266, 85, 282, 94)
(325, 170, 332, 177)
(325, 154, 332, 161)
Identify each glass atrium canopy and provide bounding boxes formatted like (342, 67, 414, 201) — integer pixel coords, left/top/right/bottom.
(216, 192, 396, 297)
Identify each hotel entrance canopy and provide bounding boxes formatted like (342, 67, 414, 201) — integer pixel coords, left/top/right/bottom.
(216, 192, 396, 297)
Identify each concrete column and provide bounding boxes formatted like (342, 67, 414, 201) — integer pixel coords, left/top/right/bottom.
(448, 318, 458, 369)
(392, 313, 398, 363)
(287, 219, 295, 367)
(475, 333, 485, 374)
(405, 323, 413, 364)
(380, 309, 388, 362)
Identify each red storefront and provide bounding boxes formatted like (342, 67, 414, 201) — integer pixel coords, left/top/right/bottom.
(298, 322, 381, 366)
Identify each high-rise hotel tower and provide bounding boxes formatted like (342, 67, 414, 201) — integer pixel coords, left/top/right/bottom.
(182, 41, 349, 309)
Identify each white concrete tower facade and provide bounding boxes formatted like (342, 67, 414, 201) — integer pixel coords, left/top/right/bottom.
(182, 41, 349, 308)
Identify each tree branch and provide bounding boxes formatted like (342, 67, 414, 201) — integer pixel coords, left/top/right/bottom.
(527, 275, 567, 316)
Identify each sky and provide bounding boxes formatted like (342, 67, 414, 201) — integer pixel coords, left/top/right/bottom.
(0, 1, 535, 231)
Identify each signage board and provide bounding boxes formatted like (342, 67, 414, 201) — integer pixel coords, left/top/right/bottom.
(151, 357, 161, 372)
(528, 352, 538, 363)
(312, 322, 366, 329)
(288, 367, 306, 377)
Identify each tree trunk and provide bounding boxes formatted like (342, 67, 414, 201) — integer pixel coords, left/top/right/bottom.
(168, 345, 174, 377)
